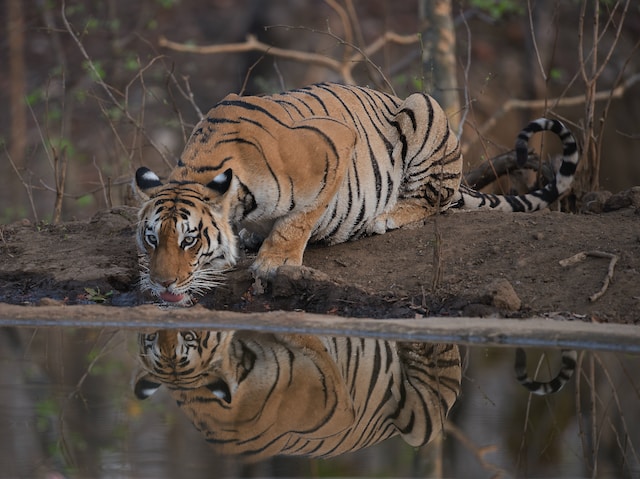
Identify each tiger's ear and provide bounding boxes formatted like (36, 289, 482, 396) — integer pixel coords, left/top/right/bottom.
(134, 372, 162, 400)
(205, 168, 233, 195)
(134, 167, 164, 201)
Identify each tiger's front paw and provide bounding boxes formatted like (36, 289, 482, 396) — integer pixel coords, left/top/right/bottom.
(249, 257, 279, 281)
(249, 255, 302, 295)
(249, 253, 302, 282)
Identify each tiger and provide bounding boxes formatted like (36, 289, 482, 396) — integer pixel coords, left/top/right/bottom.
(134, 330, 461, 460)
(134, 82, 579, 304)
(515, 348, 578, 395)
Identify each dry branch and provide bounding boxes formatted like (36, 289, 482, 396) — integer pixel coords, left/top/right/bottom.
(463, 150, 552, 190)
(559, 251, 619, 302)
(444, 423, 508, 479)
(158, 31, 420, 87)
(577, 0, 633, 193)
(159, 34, 342, 71)
(5, 147, 38, 222)
(2, 303, 640, 353)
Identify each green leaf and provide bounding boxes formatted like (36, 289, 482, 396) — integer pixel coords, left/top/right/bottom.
(77, 195, 95, 208)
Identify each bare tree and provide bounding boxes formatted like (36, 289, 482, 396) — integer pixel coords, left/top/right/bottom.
(420, 0, 460, 129)
(7, 0, 27, 196)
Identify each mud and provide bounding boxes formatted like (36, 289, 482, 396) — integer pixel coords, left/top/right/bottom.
(0, 201, 638, 323)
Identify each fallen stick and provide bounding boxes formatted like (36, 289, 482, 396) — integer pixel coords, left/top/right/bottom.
(1, 302, 639, 353)
(559, 251, 619, 302)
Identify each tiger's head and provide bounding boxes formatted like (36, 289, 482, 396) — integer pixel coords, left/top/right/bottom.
(135, 330, 228, 396)
(134, 168, 238, 304)
(134, 330, 355, 459)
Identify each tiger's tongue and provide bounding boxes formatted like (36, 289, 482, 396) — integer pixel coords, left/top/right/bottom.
(160, 291, 185, 303)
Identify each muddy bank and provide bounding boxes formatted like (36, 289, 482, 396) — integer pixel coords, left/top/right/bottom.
(0, 204, 638, 323)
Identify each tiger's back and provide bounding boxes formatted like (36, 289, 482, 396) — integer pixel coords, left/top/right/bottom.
(172, 83, 462, 245)
(135, 330, 461, 460)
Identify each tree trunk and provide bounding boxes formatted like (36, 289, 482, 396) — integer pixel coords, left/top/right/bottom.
(8, 0, 26, 170)
(419, 0, 460, 131)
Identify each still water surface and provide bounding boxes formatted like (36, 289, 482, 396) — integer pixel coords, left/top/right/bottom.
(0, 325, 638, 478)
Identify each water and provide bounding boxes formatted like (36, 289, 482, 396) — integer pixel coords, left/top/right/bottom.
(0, 322, 638, 479)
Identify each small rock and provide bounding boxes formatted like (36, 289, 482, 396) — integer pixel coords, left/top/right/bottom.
(604, 192, 632, 211)
(627, 186, 640, 208)
(603, 187, 640, 212)
(487, 279, 521, 311)
(462, 303, 501, 318)
(581, 190, 612, 213)
(251, 277, 267, 295)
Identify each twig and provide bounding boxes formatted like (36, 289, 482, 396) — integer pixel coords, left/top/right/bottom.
(589, 352, 598, 475)
(4, 146, 38, 222)
(38, 177, 130, 199)
(591, 353, 640, 468)
(92, 156, 110, 208)
(57, 330, 120, 472)
(178, 74, 204, 121)
(559, 251, 619, 302)
(457, 1, 473, 138)
(431, 141, 449, 291)
(527, 0, 548, 83)
(61, 2, 172, 167)
(52, 142, 68, 225)
(136, 33, 205, 124)
(324, 0, 354, 63)
(444, 422, 508, 478)
(239, 53, 269, 96)
(576, 0, 632, 193)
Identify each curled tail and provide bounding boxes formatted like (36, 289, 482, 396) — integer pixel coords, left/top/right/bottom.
(514, 348, 577, 395)
(454, 118, 579, 212)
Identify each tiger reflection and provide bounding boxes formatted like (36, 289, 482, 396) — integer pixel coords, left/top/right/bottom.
(134, 330, 461, 460)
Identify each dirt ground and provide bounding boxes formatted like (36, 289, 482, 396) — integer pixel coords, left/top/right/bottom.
(0, 192, 638, 324)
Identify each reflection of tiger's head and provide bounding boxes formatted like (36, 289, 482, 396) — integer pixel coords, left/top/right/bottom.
(134, 169, 238, 305)
(134, 330, 355, 458)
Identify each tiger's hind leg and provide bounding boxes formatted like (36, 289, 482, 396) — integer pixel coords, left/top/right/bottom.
(368, 93, 463, 235)
(368, 198, 440, 234)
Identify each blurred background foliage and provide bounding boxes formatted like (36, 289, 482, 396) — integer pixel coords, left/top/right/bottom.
(2, 0, 639, 224)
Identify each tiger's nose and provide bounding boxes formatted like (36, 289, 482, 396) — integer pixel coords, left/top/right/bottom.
(151, 276, 176, 288)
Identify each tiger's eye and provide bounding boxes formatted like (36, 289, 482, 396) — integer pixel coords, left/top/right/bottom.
(181, 236, 197, 248)
(181, 331, 196, 341)
(145, 232, 158, 247)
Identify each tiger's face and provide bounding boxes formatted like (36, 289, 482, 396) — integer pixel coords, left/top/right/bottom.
(135, 330, 226, 394)
(134, 168, 238, 304)
(134, 330, 355, 458)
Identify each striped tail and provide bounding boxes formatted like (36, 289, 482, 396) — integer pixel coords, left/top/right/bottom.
(514, 348, 577, 395)
(454, 118, 579, 212)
